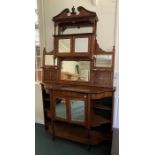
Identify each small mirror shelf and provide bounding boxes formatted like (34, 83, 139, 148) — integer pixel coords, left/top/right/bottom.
(44, 55, 57, 66)
(61, 61, 90, 82)
(94, 55, 113, 68)
(58, 39, 71, 53)
(45, 55, 54, 66)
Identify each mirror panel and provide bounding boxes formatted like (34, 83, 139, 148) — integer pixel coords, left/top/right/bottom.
(94, 55, 112, 68)
(70, 100, 85, 122)
(55, 97, 67, 119)
(55, 57, 58, 66)
(58, 39, 70, 53)
(75, 38, 88, 53)
(45, 55, 54, 66)
(63, 27, 93, 34)
(61, 61, 90, 81)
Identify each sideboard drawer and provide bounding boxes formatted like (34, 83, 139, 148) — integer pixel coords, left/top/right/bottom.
(53, 91, 88, 99)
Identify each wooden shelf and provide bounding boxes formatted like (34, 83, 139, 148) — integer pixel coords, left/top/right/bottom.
(91, 115, 111, 127)
(94, 104, 112, 110)
(48, 122, 112, 145)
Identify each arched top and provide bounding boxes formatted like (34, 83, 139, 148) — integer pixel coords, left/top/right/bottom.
(52, 6, 98, 25)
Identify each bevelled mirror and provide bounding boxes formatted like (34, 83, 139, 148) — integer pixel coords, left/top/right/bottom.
(94, 55, 113, 68)
(45, 55, 54, 66)
(70, 100, 85, 122)
(55, 97, 67, 119)
(58, 39, 71, 53)
(61, 61, 90, 81)
(75, 38, 88, 53)
(62, 27, 93, 35)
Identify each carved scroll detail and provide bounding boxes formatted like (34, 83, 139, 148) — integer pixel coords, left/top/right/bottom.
(53, 6, 98, 22)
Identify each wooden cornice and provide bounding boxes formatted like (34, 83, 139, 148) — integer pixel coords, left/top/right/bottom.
(52, 6, 98, 24)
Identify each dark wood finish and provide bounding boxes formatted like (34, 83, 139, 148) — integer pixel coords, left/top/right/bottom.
(53, 6, 98, 35)
(41, 84, 51, 130)
(55, 34, 95, 58)
(41, 6, 115, 145)
(48, 122, 111, 145)
(93, 104, 112, 111)
(92, 70, 113, 87)
(43, 68, 58, 82)
(41, 84, 115, 144)
(91, 114, 111, 127)
(52, 90, 88, 127)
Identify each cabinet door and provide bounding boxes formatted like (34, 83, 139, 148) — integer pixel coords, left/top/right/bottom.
(69, 99, 86, 124)
(54, 96, 68, 121)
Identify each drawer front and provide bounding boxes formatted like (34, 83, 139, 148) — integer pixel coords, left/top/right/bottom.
(53, 91, 88, 99)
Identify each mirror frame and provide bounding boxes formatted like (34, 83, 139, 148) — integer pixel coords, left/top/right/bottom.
(59, 60, 91, 83)
(73, 35, 90, 53)
(55, 34, 92, 56)
(56, 36, 72, 54)
(58, 39, 71, 53)
(43, 49, 57, 67)
(54, 96, 68, 122)
(44, 55, 55, 66)
(69, 98, 87, 125)
(94, 54, 113, 68)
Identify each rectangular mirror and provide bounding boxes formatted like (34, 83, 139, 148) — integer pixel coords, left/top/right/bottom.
(45, 55, 54, 66)
(61, 61, 90, 82)
(58, 39, 71, 53)
(70, 100, 85, 122)
(75, 38, 88, 53)
(63, 27, 93, 34)
(55, 97, 67, 119)
(94, 55, 112, 68)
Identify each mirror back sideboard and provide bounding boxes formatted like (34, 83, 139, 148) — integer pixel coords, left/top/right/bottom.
(41, 6, 115, 145)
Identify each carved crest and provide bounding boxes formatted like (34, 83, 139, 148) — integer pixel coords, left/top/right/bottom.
(53, 6, 98, 23)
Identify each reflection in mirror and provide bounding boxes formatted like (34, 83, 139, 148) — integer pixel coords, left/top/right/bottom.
(45, 55, 54, 66)
(75, 38, 88, 52)
(63, 27, 93, 34)
(61, 61, 90, 81)
(55, 97, 67, 119)
(95, 55, 112, 67)
(70, 100, 85, 122)
(58, 39, 70, 53)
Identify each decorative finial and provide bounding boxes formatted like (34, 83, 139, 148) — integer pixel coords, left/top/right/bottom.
(71, 6, 76, 15)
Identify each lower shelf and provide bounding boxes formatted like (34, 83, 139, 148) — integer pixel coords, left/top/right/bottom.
(47, 122, 112, 145)
(91, 114, 111, 127)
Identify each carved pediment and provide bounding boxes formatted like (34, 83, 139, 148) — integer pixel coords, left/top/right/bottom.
(53, 6, 98, 24)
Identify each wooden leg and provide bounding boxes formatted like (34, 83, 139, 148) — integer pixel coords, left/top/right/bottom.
(51, 120, 56, 141)
(87, 128, 91, 150)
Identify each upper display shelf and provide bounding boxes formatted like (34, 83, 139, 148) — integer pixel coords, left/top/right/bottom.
(52, 6, 98, 35)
